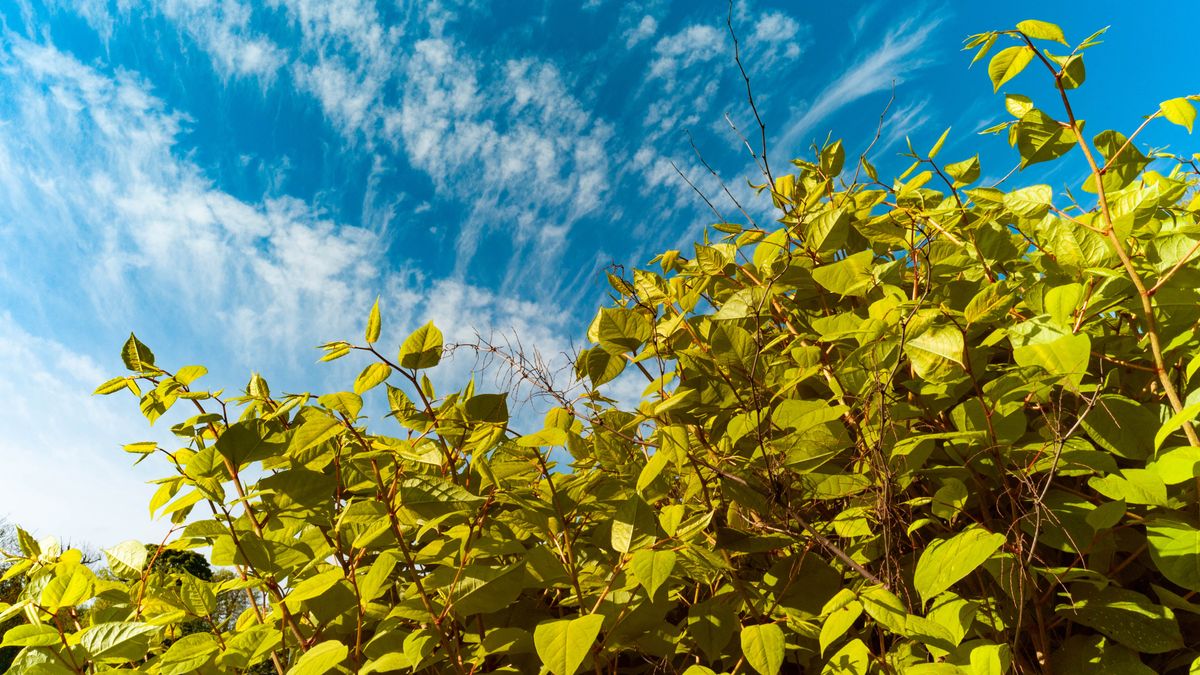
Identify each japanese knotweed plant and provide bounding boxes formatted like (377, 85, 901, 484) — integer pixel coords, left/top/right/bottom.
(4, 17, 1200, 675)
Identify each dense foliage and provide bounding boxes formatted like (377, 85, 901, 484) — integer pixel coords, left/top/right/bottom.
(4, 18, 1200, 675)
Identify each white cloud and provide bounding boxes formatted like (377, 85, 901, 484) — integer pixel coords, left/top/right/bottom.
(624, 15, 658, 48)
(157, 0, 287, 81)
(779, 11, 942, 153)
(0, 35, 585, 545)
(0, 40, 386, 367)
(387, 38, 613, 288)
(269, 0, 405, 138)
(0, 315, 173, 548)
(750, 11, 805, 64)
(649, 24, 725, 84)
(877, 99, 933, 156)
(851, 2, 883, 34)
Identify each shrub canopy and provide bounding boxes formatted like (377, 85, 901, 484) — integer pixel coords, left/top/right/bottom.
(4, 18, 1200, 675)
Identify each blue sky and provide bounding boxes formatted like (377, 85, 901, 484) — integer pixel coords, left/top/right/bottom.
(0, 0, 1196, 548)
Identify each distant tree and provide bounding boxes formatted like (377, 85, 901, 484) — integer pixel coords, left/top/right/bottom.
(146, 545, 214, 581)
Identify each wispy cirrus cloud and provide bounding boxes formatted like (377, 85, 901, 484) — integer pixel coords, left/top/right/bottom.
(0, 39, 381, 364)
(779, 9, 943, 153)
(387, 36, 612, 291)
(0, 35, 580, 544)
(877, 98, 934, 155)
(0, 37, 577, 371)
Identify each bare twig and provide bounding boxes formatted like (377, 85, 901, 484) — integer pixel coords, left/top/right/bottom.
(726, 0, 774, 187)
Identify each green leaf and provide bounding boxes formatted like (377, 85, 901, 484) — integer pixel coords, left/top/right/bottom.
(40, 563, 95, 611)
(965, 282, 1015, 327)
(905, 325, 965, 382)
(629, 549, 676, 598)
(534, 614, 604, 675)
(353, 362, 392, 394)
(289, 409, 343, 456)
(1156, 400, 1200, 451)
(175, 365, 207, 386)
(287, 640, 349, 675)
(821, 637, 870, 674)
(579, 346, 626, 387)
(944, 156, 980, 186)
(807, 207, 850, 253)
(121, 333, 156, 372)
(1013, 332, 1090, 387)
(399, 322, 444, 370)
(611, 494, 656, 553)
(365, 296, 382, 343)
(740, 623, 785, 675)
(1088, 469, 1167, 506)
(1014, 109, 1078, 168)
(928, 127, 951, 159)
(159, 633, 219, 675)
(1160, 98, 1196, 133)
(688, 598, 737, 661)
(969, 34, 997, 66)
(914, 527, 1006, 605)
(78, 622, 159, 662)
(820, 600, 863, 656)
(820, 139, 845, 176)
(988, 45, 1034, 92)
(450, 562, 527, 616)
(636, 449, 672, 494)
(1005, 94, 1034, 118)
(594, 308, 652, 353)
(1087, 130, 1149, 192)
(93, 376, 131, 395)
(1078, 395, 1158, 460)
(1050, 635, 1154, 675)
(284, 569, 344, 610)
(1147, 521, 1200, 592)
(1149, 446, 1200, 485)
(1058, 54, 1086, 89)
(319, 341, 352, 363)
(357, 551, 399, 603)
(1017, 20, 1067, 44)
(217, 418, 285, 467)
(1003, 184, 1053, 219)
(1, 624, 61, 647)
(103, 540, 148, 579)
(1059, 587, 1183, 654)
(812, 251, 875, 297)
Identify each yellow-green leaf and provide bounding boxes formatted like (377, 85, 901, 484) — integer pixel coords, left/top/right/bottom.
(1161, 98, 1196, 133)
(40, 563, 95, 611)
(988, 46, 1034, 92)
(534, 614, 604, 675)
(121, 333, 156, 372)
(1, 624, 60, 647)
(1017, 19, 1067, 45)
(365, 296, 382, 343)
(741, 623, 785, 675)
(629, 549, 676, 598)
(914, 527, 1006, 605)
(399, 322, 443, 370)
(93, 376, 130, 395)
(287, 640, 348, 675)
(354, 362, 392, 394)
(103, 540, 148, 579)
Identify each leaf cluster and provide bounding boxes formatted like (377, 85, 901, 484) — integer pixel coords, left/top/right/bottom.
(5, 17, 1200, 675)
